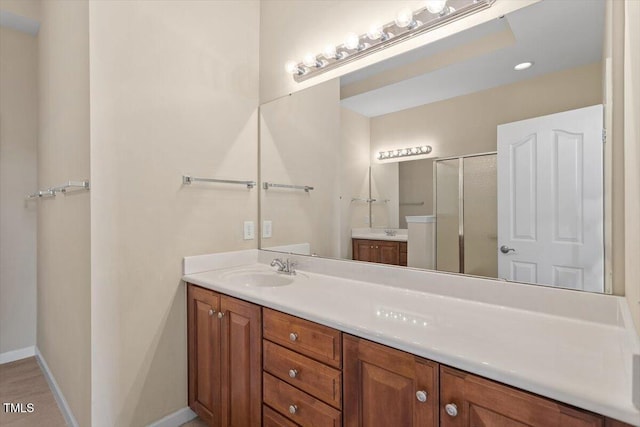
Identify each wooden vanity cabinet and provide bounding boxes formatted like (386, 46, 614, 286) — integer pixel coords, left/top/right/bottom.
(343, 335, 439, 427)
(262, 308, 343, 427)
(352, 239, 408, 266)
(187, 284, 262, 427)
(439, 366, 605, 427)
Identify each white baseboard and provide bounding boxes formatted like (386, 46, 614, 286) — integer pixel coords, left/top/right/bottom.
(35, 347, 79, 427)
(0, 345, 35, 364)
(147, 407, 197, 427)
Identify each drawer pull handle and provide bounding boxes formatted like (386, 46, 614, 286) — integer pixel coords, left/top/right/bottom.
(208, 309, 216, 316)
(288, 405, 298, 415)
(288, 369, 298, 378)
(217, 311, 225, 319)
(289, 332, 298, 342)
(445, 403, 458, 417)
(416, 390, 427, 403)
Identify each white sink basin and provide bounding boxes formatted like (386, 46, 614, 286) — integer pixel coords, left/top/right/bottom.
(220, 269, 295, 288)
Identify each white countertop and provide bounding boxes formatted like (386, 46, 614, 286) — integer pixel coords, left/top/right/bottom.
(351, 228, 408, 242)
(183, 250, 640, 426)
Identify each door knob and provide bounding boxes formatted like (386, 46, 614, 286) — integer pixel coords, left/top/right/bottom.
(416, 390, 427, 402)
(445, 403, 458, 417)
(500, 245, 516, 254)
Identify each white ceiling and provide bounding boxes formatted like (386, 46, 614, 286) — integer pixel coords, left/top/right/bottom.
(340, 0, 605, 117)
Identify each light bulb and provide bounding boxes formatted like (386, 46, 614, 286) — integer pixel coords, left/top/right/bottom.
(514, 61, 534, 71)
(285, 60, 301, 74)
(401, 149, 408, 155)
(395, 8, 414, 28)
(367, 23, 383, 40)
(426, 0, 447, 14)
(344, 32, 362, 50)
(303, 53, 319, 68)
(411, 147, 418, 154)
(323, 44, 337, 59)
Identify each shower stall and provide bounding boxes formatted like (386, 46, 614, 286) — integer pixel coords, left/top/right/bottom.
(435, 152, 497, 278)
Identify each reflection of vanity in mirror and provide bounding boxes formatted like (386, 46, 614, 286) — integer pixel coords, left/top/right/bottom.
(260, 0, 612, 294)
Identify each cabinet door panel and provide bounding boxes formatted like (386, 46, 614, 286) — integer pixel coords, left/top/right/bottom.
(440, 366, 603, 427)
(344, 335, 438, 427)
(378, 241, 400, 265)
(220, 295, 262, 427)
(187, 285, 221, 426)
(353, 239, 376, 263)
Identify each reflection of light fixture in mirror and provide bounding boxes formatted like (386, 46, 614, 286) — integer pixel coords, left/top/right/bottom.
(514, 61, 534, 71)
(285, 0, 496, 82)
(378, 145, 432, 160)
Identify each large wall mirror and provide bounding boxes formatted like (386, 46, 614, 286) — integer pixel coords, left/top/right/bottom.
(259, 0, 614, 294)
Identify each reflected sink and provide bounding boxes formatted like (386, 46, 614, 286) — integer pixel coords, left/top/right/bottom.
(220, 269, 295, 288)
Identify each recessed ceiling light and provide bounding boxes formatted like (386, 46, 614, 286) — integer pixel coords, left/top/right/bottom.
(514, 61, 534, 71)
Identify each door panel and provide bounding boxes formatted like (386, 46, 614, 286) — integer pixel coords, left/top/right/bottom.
(378, 241, 399, 265)
(344, 335, 438, 427)
(497, 105, 604, 292)
(220, 295, 262, 427)
(188, 285, 221, 426)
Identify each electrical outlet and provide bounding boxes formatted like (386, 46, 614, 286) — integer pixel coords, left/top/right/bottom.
(243, 221, 254, 240)
(262, 220, 272, 238)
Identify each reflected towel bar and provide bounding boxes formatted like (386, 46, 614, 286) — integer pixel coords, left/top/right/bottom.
(26, 189, 55, 199)
(182, 175, 256, 189)
(263, 182, 314, 192)
(51, 180, 90, 193)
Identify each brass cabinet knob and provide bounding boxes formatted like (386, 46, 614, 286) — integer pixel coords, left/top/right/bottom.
(288, 369, 298, 378)
(288, 405, 298, 415)
(208, 309, 215, 316)
(289, 332, 298, 342)
(416, 390, 427, 403)
(217, 311, 225, 319)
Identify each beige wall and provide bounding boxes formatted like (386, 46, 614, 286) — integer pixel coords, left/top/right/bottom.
(0, 0, 40, 21)
(260, 80, 341, 258)
(624, 0, 640, 332)
(399, 159, 434, 228)
(0, 27, 38, 356)
(340, 107, 371, 258)
(89, 1, 260, 425)
(37, 1, 91, 426)
(259, 0, 538, 103)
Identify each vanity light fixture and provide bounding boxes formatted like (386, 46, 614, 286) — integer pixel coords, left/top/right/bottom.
(514, 61, 534, 71)
(285, 0, 496, 82)
(378, 145, 432, 160)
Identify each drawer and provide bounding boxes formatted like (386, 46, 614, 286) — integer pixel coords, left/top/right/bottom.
(263, 308, 342, 368)
(264, 340, 342, 408)
(264, 373, 342, 427)
(264, 405, 299, 427)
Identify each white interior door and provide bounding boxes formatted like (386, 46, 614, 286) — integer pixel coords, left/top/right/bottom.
(497, 105, 604, 292)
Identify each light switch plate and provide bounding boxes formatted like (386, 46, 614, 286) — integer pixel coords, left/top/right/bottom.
(243, 221, 254, 240)
(262, 220, 272, 238)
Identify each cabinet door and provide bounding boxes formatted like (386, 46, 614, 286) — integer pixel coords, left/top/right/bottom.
(220, 295, 262, 427)
(440, 366, 604, 427)
(187, 285, 221, 426)
(353, 239, 377, 263)
(344, 335, 438, 427)
(378, 241, 400, 265)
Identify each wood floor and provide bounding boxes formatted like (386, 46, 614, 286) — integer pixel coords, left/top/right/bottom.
(0, 357, 66, 427)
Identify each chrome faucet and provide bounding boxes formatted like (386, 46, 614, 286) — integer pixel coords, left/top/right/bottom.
(270, 258, 296, 275)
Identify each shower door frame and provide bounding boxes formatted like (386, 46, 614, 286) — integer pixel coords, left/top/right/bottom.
(434, 151, 497, 274)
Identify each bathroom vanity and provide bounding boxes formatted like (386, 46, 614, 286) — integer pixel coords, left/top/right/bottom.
(183, 250, 640, 427)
